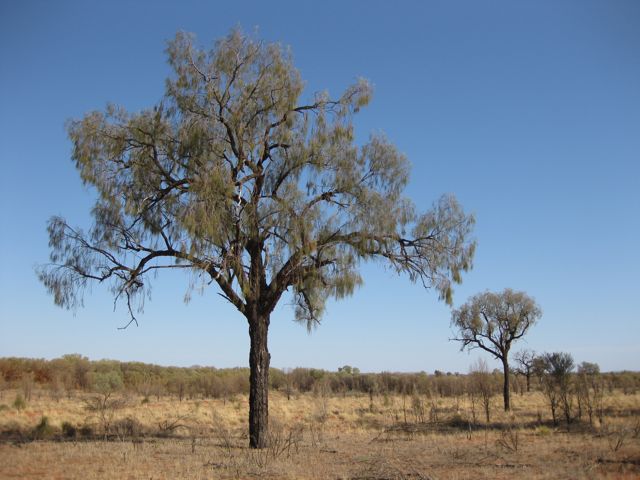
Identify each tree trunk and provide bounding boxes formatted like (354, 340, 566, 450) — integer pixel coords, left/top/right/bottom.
(502, 359, 510, 411)
(248, 311, 270, 449)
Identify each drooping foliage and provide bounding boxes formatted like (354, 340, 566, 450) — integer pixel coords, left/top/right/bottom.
(39, 29, 476, 329)
(39, 29, 476, 448)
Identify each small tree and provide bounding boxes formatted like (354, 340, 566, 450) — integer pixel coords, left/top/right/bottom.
(21, 372, 35, 402)
(576, 361, 603, 426)
(468, 358, 496, 423)
(539, 352, 574, 425)
(86, 371, 125, 438)
(514, 349, 536, 393)
(451, 289, 541, 411)
(38, 29, 475, 448)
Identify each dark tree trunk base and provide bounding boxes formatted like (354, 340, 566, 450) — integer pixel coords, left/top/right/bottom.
(248, 313, 270, 449)
(503, 359, 511, 411)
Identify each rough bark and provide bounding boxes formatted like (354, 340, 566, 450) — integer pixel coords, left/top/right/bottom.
(502, 358, 511, 411)
(248, 311, 270, 449)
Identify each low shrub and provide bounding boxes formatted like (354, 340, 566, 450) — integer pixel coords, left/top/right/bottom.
(535, 425, 552, 436)
(448, 413, 468, 428)
(61, 421, 77, 439)
(13, 394, 26, 410)
(79, 424, 94, 438)
(112, 416, 143, 440)
(32, 416, 55, 440)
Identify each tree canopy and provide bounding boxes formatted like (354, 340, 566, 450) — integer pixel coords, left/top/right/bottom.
(452, 288, 541, 410)
(39, 29, 476, 447)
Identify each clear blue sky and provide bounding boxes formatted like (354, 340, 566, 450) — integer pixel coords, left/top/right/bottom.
(1, 0, 638, 373)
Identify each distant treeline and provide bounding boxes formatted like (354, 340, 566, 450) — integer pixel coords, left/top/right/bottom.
(1, 355, 639, 402)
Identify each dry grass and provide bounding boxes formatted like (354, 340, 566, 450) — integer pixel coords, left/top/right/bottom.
(1, 389, 639, 479)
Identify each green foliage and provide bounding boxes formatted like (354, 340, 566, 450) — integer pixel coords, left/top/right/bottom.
(452, 289, 541, 359)
(338, 365, 360, 375)
(541, 352, 575, 380)
(37, 28, 475, 330)
(37, 27, 477, 448)
(535, 425, 552, 436)
(1, 354, 639, 401)
(539, 352, 575, 425)
(13, 393, 26, 410)
(32, 416, 55, 439)
(92, 370, 124, 395)
(452, 289, 541, 411)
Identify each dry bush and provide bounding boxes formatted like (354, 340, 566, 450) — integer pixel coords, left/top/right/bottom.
(496, 424, 520, 453)
(111, 416, 144, 441)
(156, 413, 193, 437)
(83, 393, 128, 438)
(211, 412, 235, 452)
(266, 418, 303, 458)
(602, 423, 632, 453)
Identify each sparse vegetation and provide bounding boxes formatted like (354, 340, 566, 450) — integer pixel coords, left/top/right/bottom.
(0, 356, 638, 478)
(0, 383, 638, 479)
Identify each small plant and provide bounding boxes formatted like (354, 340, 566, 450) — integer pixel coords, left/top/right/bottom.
(605, 425, 629, 453)
(0, 404, 9, 412)
(13, 393, 26, 410)
(496, 426, 520, 453)
(84, 391, 126, 439)
(535, 425, 551, 436)
(412, 395, 426, 423)
(309, 418, 325, 448)
(265, 419, 303, 459)
(211, 414, 234, 453)
(448, 412, 467, 428)
(62, 421, 77, 439)
(112, 416, 143, 441)
(141, 397, 150, 405)
(79, 424, 94, 438)
(32, 416, 55, 440)
(157, 414, 191, 437)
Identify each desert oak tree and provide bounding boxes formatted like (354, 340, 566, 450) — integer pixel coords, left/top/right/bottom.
(38, 30, 476, 448)
(451, 289, 540, 411)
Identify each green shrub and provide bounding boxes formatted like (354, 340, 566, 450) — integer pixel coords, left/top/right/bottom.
(536, 425, 552, 436)
(13, 394, 26, 410)
(0, 404, 9, 411)
(62, 421, 77, 438)
(33, 416, 55, 439)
